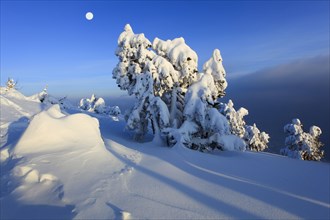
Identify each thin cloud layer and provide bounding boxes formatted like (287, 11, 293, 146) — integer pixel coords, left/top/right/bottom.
(224, 54, 330, 160)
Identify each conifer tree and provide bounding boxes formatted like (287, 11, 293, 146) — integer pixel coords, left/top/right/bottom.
(281, 119, 324, 161)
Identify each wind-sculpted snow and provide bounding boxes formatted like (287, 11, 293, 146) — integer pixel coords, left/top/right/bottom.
(14, 105, 103, 155)
(0, 87, 43, 126)
(1, 102, 142, 219)
(0, 93, 329, 219)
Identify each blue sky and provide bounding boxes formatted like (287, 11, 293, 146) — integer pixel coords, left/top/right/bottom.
(1, 1, 329, 98)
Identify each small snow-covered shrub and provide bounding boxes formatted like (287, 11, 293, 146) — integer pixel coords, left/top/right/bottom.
(38, 87, 48, 103)
(79, 94, 121, 116)
(219, 100, 248, 138)
(219, 100, 269, 151)
(93, 97, 106, 114)
(108, 106, 121, 117)
(35, 86, 73, 109)
(6, 78, 18, 90)
(280, 119, 324, 161)
(244, 124, 270, 152)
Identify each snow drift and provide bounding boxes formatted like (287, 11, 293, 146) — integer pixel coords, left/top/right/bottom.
(0, 87, 43, 126)
(14, 105, 104, 155)
(1, 90, 329, 219)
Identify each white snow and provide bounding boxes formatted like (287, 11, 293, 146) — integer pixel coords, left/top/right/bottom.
(14, 104, 103, 155)
(0, 148, 10, 162)
(0, 87, 43, 125)
(203, 49, 227, 96)
(310, 125, 322, 137)
(79, 94, 121, 116)
(1, 88, 329, 219)
(209, 133, 246, 151)
(153, 37, 198, 79)
(281, 118, 324, 161)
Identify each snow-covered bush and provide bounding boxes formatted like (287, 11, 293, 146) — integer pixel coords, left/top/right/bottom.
(244, 124, 270, 152)
(177, 72, 239, 151)
(5, 78, 18, 90)
(80, 94, 100, 111)
(280, 119, 324, 161)
(219, 99, 269, 151)
(38, 86, 48, 103)
(34, 86, 72, 109)
(79, 94, 121, 116)
(219, 100, 248, 138)
(108, 106, 121, 117)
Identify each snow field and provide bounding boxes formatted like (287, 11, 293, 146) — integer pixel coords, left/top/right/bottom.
(1, 89, 329, 219)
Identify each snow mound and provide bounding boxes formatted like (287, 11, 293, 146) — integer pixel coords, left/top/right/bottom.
(1, 94, 329, 219)
(209, 134, 246, 151)
(0, 148, 10, 162)
(14, 105, 104, 155)
(0, 88, 43, 126)
(0, 87, 28, 100)
(8, 165, 69, 214)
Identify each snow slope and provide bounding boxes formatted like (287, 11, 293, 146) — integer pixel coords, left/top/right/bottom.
(1, 89, 329, 219)
(0, 88, 43, 126)
(0, 88, 45, 163)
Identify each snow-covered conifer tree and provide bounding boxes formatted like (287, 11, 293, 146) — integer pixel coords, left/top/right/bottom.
(219, 100, 248, 138)
(280, 119, 324, 161)
(112, 24, 155, 94)
(113, 25, 199, 140)
(79, 94, 97, 112)
(203, 49, 227, 98)
(112, 25, 250, 152)
(168, 51, 246, 151)
(178, 72, 229, 150)
(31, 86, 72, 109)
(6, 78, 17, 90)
(38, 86, 48, 103)
(153, 37, 198, 89)
(219, 99, 269, 151)
(79, 94, 121, 116)
(108, 106, 121, 117)
(244, 124, 270, 151)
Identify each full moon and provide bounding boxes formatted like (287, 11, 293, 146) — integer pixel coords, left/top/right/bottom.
(85, 12, 93, 20)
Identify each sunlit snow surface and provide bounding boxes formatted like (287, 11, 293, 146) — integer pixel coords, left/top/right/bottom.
(1, 88, 329, 219)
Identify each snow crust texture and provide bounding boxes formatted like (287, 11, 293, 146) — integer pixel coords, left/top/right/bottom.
(14, 105, 103, 155)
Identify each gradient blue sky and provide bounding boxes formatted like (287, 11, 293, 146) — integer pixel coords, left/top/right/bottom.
(1, 1, 329, 98)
